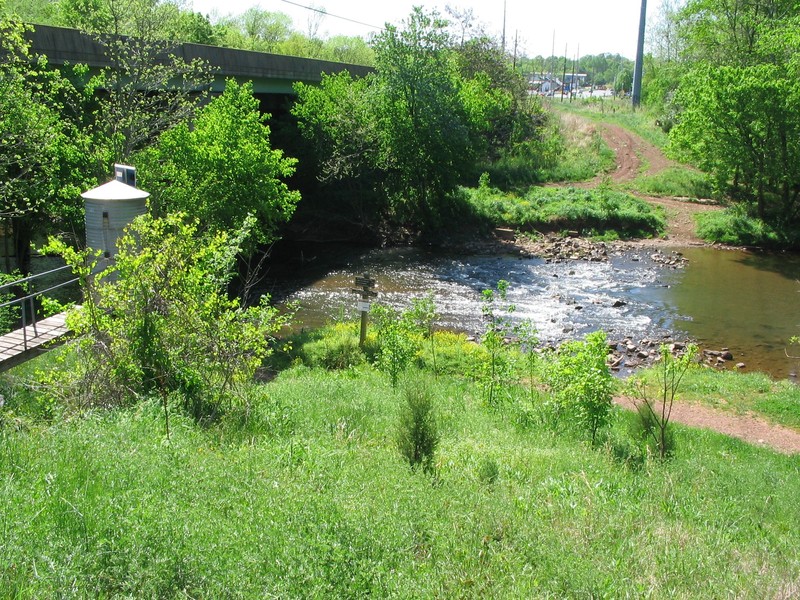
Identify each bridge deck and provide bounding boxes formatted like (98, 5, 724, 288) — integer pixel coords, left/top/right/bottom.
(0, 312, 71, 373)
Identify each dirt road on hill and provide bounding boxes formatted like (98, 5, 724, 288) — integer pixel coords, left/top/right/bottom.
(589, 120, 721, 246)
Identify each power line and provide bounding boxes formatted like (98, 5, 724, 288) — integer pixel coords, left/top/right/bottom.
(278, 0, 386, 31)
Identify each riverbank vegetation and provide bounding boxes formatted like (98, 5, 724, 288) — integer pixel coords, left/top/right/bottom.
(289, 8, 565, 240)
(2, 310, 799, 596)
(463, 179, 666, 240)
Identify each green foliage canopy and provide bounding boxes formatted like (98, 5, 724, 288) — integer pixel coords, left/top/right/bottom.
(137, 80, 301, 245)
(0, 10, 94, 273)
(44, 213, 289, 416)
(670, 63, 800, 219)
(293, 7, 552, 233)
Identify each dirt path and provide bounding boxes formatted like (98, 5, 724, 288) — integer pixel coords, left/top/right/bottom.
(614, 397, 800, 455)
(570, 118, 800, 455)
(591, 121, 721, 247)
(591, 121, 674, 184)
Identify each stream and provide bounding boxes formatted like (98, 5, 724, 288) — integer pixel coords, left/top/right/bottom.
(261, 242, 800, 380)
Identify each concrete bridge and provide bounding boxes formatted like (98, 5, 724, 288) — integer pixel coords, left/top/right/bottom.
(27, 24, 374, 96)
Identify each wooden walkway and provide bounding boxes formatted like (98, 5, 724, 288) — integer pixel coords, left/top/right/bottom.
(0, 312, 71, 373)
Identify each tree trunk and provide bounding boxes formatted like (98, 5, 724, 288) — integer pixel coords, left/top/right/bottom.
(12, 217, 33, 275)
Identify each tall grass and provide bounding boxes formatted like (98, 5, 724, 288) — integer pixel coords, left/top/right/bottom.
(629, 166, 715, 199)
(464, 184, 666, 239)
(479, 109, 616, 189)
(2, 344, 800, 596)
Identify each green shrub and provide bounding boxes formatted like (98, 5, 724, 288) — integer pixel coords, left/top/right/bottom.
(371, 305, 420, 388)
(396, 382, 439, 474)
(42, 214, 292, 428)
(541, 330, 614, 445)
(695, 205, 794, 247)
(628, 344, 698, 459)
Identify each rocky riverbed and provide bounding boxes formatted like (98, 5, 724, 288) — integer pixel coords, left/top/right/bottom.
(464, 231, 745, 374)
(606, 337, 745, 373)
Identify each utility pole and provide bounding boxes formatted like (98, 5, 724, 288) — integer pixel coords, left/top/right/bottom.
(549, 30, 555, 95)
(502, 0, 507, 53)
(513, 30, 518, 70)
(632, 0, 647, 108)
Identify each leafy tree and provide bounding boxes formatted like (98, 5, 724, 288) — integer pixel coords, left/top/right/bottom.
(670, 63, 800, 219)
(371, 8, 476, 226)
(215, 8, 292, 52)
(614, 66, 633, 95)
(293, 7, 555, 234)
(293, 71, 386, 228)
(136, 80, 301, 245)
(676, 0, 796, 66)
(453, 36, 547, 163)
(277, 31, 324, 60)
(0, 0, 57, 22)
(577, 54, 634, 88)
(317, 35, 374, 65)
(0, 12, 94, 274)
(641, 55, 684, 119)
(647, 0, 685, 63)
(55, 0, 216, 164)
(169, 9, 218, 44)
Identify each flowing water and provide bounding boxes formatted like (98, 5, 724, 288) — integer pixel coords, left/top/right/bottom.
(263, 243, 800, 379)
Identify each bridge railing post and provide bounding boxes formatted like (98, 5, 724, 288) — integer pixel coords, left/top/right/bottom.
(21, 295, 28, 351)
(30, 296, 38, 338)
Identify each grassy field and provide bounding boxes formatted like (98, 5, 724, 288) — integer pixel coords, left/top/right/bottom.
(1, 330, 799, 598)
(625, 167, 715, 200)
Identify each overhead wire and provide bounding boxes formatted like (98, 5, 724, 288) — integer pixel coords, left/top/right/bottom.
(277, 0, 385, 31)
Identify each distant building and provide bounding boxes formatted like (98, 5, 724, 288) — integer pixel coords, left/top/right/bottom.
(527, 73, 562, 95)
(527, 73, 589, 96)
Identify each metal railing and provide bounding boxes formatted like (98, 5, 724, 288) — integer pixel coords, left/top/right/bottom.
(0, 265, 79, 352)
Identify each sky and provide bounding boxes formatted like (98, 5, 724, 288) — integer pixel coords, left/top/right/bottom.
(189, 0, 667, 60)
